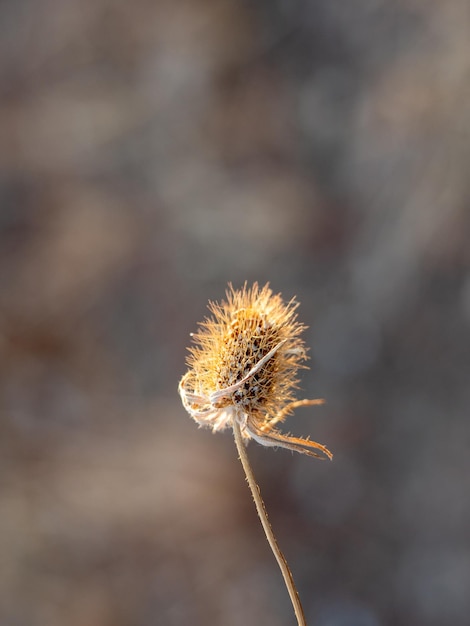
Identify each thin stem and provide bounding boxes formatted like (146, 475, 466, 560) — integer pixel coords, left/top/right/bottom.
(232, 419, 307, 626)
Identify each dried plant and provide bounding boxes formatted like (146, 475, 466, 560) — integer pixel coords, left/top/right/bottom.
(179, 282, 332, 625)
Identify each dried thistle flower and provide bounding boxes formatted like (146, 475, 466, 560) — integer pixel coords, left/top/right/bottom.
(179, 282, 332, 460)
(179, 282, 332, 626)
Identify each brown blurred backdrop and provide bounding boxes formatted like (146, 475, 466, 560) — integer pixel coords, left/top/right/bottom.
(1, 1, 470, 625)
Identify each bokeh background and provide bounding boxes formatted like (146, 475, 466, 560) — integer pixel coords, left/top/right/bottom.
(1, 1, 469, 625)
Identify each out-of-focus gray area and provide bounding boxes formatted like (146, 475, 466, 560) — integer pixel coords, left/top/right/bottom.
(1, 1, 469, 625)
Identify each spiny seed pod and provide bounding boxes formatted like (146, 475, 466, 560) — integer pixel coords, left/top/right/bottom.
(179, 282, 332, 460)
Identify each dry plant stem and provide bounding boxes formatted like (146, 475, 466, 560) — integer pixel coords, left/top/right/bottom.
(232, 419, 307, 626)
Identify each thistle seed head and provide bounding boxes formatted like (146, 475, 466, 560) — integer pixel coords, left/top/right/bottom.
(191, 283, 305, 414)
(179, 282, 332, 460)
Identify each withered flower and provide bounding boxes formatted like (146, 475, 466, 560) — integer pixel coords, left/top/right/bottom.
(179, 282, 332, 460)
(179, 283, 332, 626)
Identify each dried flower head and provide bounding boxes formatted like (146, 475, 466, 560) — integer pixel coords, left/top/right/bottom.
(179, 283, 332, 625)
(179, 282, 332, 460)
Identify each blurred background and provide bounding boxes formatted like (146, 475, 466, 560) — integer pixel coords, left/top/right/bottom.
(1, 1, 469, 625)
